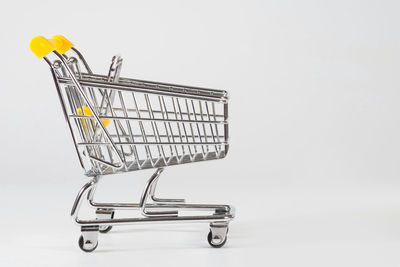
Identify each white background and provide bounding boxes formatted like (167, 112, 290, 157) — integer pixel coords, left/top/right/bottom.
(1, 0, 400, 266)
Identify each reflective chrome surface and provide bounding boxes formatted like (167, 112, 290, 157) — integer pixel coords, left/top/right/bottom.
(40, 45, 234, 251)
(48, 49, 229, 176)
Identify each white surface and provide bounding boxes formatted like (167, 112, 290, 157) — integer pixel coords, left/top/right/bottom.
(1, 0, 400, 266)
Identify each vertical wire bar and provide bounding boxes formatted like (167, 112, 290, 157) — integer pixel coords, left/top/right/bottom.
(144, 95, 167, 165)
(97, 87, 128, 168)
(171, 98, 186, 158)
(104, 89, 127, 166)
(118, 91, 141, 167)
(198, 101, 209, 153)
(176, 98, 193, 159)
(73, 60, 82, 78)
(163, 97, 180, 158)
(158, 96, 177, 159)
(131, 92, 153, 164)
(224, 103, 229, 155)
(211, 102, 222, 155)
(190, 100, 206, 156)
(158, 97, 173, 157)
(97, 89, 109, 115)
(93, 90, 114, 164)
(87, 85, 106, 161)
(185, 99, 199, 157)
(205, 102, 218, 154)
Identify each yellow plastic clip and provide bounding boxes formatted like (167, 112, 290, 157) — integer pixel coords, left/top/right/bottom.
(77, 106, 110, 129)
(51, 35, 74, 54)
(29, 36, 55, 58)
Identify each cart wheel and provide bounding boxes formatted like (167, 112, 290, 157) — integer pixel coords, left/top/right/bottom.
(78, 235, 98, 252)
(99, 211, 114, 233)
(207, 229, 227, 248)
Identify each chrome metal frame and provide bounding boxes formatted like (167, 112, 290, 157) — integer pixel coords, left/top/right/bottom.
(40, 45, 234, 252)
(71, 168, 235, 227)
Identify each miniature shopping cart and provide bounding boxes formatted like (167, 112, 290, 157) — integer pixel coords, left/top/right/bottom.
(30, 35, 234, 252)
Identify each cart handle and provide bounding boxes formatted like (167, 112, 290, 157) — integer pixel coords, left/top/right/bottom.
(30, 36, 54, 58)
(51, 35, 74, 54)
(30, 36, 125, 169)
(30, 35, 73, 58)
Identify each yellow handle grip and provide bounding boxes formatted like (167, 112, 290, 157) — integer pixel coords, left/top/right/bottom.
(29, 36, 55, 58)
(30, 35, 74, 58)
(51, 35, 74, 54)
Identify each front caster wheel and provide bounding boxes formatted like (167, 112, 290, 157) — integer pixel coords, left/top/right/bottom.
(78, 235, 98, 252)
(207, 229, 227, 248)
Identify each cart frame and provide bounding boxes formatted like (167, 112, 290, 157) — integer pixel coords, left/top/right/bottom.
(30, 35, 235, 252)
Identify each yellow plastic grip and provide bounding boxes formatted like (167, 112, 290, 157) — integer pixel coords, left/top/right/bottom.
(30, 35, 73, 58)
(51, 35, 73, 54)
(29, 36, 55, 58)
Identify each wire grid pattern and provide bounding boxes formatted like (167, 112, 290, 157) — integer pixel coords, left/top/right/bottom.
(53, 60, 229, 176)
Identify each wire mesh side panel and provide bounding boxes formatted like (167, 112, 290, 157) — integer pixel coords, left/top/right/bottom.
(56, 71, 229, 176)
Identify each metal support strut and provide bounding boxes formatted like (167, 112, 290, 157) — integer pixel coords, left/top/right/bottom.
(70, 168, 234, 251)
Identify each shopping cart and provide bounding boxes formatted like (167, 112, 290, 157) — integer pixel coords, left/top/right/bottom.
(29, 35, 234, 252)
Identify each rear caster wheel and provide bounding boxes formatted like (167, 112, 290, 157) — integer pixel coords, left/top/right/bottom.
(207, 228, 228, 248)
(78, 235, 98, 252)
